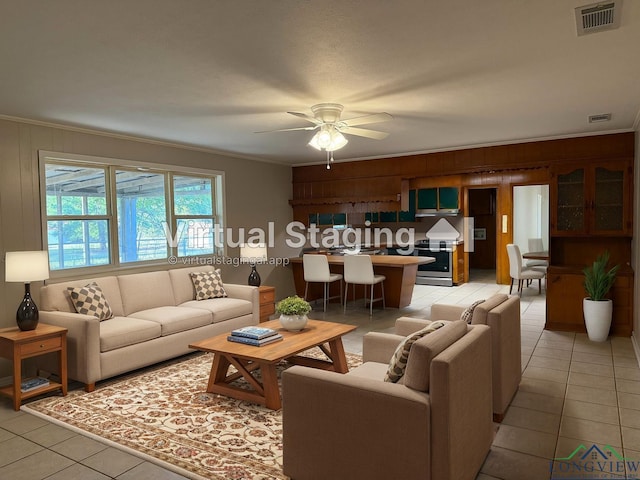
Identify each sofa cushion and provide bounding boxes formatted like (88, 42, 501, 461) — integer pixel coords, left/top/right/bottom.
(384, 321, 446, 383)
(118, 271, 176, 315)
(67, 282, 114, 321)
(470, 294, 508, 325)
(100, 317, 162, 352)
(180, 298, 253, 323)
(40, 276, 124, 316)
(190, 270, 227, 300)
(169, 266, 216, 304)
(404, 320, 468, 392)
(128, 306, 213, 335)
(460, 299, 485, 324)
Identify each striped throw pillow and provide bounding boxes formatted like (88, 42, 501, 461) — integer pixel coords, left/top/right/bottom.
(384, 321, 446, 383)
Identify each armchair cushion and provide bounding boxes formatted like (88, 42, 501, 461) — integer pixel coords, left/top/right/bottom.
(384, 321, 445, 383)
(404, 320, 467, 392)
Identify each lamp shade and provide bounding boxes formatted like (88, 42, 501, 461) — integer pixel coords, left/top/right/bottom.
(5, 251, 50, 283)
(240, 243, 268, 263)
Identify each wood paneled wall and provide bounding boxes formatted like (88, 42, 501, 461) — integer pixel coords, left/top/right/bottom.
(291, 132, 635, 284)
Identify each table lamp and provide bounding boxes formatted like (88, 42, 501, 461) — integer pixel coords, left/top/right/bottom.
(5, 251, 50, 331)
(240, 243, 267, 287)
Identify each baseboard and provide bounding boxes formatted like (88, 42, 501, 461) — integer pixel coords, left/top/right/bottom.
(631, 332, 640, 368)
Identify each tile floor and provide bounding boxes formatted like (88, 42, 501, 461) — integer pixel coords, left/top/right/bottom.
(0, 270, 639, 479)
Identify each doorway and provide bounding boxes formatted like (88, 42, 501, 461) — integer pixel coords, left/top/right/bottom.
(468, 188, 497, 280)
(512, 185, 550, 255)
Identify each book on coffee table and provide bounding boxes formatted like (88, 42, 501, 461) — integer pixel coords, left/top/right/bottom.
(227, 333, 284, 346)
(230, 326, 279, 340)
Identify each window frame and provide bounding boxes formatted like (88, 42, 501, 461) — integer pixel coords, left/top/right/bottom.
(39, 150, 226, 278)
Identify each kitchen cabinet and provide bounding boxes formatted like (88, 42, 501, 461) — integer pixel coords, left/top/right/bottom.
(416, 187, 459, 212)
(308, 212, 348, 226)
(398, 189, 416, 221)
(550, 160, 632, 236)
(439, 187, 459, 210)
(417, 188, 438, 209)
(452, 244, 466, 285)
(380, 211, 398, 222)
(545, 265, 633, 336)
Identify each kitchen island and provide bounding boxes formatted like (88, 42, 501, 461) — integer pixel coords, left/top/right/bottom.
(289, 254, 434, 309)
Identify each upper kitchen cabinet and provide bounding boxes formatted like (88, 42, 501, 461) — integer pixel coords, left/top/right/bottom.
(550, 160, 633, 237)
(416, 186, 460, 214)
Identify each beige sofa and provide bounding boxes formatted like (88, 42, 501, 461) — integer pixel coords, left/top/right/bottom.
(395, 293, 521, 421)
(282, 321, 493, 480)
(39, 266, 259, 391)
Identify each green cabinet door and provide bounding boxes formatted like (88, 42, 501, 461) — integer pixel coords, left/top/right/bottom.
(438, 187, 459, 209)
(417, 188, 437, 209)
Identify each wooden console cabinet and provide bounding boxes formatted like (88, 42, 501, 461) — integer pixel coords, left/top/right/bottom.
(546, 265, 633, 337)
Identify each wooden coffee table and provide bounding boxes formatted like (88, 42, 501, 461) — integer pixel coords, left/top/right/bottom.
(189, 319, 356, 410)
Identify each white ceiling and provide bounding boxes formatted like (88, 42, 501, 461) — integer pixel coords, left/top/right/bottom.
(1, 0, 639, 166)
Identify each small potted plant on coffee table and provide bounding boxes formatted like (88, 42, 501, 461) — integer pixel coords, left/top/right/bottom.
(276, 296, 312, 332)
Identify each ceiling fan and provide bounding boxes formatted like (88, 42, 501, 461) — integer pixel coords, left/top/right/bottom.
(258, 103, 393, 168)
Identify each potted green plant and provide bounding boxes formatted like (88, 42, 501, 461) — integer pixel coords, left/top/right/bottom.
(583, 251, 619, 342)
(275, 295, 312, 331)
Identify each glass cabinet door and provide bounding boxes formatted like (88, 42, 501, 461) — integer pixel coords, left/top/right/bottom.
(556, 168, 585, 233)
(593, 166, 624, 232)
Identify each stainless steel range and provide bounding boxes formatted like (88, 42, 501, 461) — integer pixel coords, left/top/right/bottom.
(414, 240, 454, 286)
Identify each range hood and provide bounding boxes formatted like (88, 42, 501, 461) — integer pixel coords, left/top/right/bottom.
(415, 208, 460, 217)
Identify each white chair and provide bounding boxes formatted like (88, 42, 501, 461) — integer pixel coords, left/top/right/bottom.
(343, 255, 385, 315)
(525, 238, 549, 268)
(303, 254, 343, 312)
(506, 244, 545, 296)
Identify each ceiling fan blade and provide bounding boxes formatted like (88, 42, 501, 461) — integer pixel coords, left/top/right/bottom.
(286, 111, 323, 125)
(340, 126, 389, 140)
(255, 126, 318, 133)
(341, 112, 393, 127)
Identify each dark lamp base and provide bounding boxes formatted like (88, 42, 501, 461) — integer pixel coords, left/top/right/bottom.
(17, 288, 39, 331)
(248, 264, 261, 287)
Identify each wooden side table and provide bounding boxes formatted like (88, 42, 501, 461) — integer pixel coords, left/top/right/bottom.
(258, 285, 276, 323)
(0, 323, 68, 410)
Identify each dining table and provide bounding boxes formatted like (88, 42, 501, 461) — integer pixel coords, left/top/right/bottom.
(522, 251, 549, 261)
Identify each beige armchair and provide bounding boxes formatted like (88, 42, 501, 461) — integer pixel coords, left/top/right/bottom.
(396, 293, 521, 421)
(282, 321, 493, 480)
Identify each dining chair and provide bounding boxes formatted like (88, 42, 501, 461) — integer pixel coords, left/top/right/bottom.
(525, 238, 549, 268)
(506, 244, 545, 296)
(343, 255, 385, 315)
(302, 254, 343, 312)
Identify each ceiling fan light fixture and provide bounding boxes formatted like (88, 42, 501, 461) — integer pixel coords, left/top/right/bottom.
(308, 126, 348, 152)
(327, 131, 348, 151)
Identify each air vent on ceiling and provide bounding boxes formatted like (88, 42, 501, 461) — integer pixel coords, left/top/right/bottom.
(589, 113, 612, 123)
(575, 2, 621, 36)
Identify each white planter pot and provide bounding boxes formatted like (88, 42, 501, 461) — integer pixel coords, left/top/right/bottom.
(583, 298, 613, 342)
(279, 314, 308, 332)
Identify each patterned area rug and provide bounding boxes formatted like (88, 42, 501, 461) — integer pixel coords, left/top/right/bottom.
(23, 351, 362, 480)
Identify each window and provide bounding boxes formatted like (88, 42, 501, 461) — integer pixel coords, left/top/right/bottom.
(40, 152, 224, 273)
(45, 164, 111, 270)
